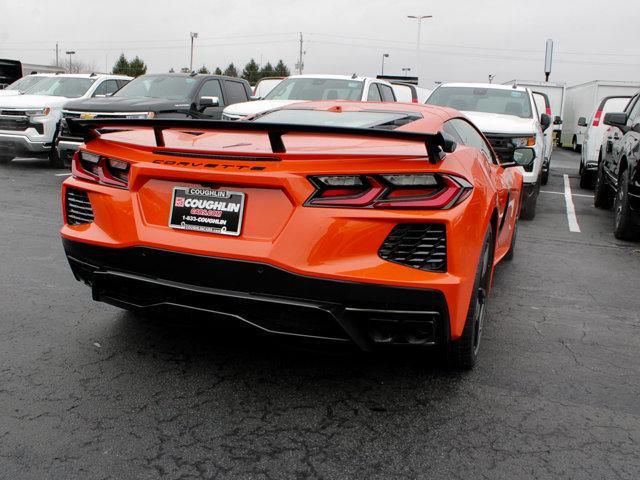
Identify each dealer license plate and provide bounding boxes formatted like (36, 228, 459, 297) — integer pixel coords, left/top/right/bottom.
(169, 187, 245, 236)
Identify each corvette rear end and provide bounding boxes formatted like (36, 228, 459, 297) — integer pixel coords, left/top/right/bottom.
(61, 103, 522, 368)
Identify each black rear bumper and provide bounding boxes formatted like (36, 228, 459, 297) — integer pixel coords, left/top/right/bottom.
(62, 239, 450, 350)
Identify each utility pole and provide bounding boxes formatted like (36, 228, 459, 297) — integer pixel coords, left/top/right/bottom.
(381, 53, 389, 76)
(55, 42, 59, 67)
(407, 15, 433, 85)
(190, 32, 198, 72)
(297, 32, 305, 75)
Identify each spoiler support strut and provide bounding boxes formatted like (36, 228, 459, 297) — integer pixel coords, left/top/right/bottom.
(67, 118, 453, 164)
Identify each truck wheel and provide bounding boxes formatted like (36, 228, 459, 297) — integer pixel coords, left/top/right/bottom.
(520, 192, 537, 220)
(572, 136, 581, 153)
(579, 168, 594, 190)
(49, 125, 64, 168)
(613, 168, 640, 241)
(594, 162, 614, 209)
(540, 168, 549, 186)
(448, 226, 494, 370)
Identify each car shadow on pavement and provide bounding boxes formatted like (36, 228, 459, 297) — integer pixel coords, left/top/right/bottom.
(100, 308, 467, 404)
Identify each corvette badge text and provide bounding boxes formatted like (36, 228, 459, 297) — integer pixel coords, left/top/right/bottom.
(152, 160, 266, 171)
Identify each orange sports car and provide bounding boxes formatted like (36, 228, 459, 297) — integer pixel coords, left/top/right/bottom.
(61, 101, 529, 368)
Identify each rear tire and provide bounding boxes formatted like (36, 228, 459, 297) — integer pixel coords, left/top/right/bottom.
(504, 220, 518, 261)
(594, 162, 614, 209)
(613, 168, 640, 241)
(448, 227, 494, 370)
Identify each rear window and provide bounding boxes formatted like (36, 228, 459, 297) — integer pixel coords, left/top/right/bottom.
(252, 109, 421, 129)
(427, 86, 533, 118)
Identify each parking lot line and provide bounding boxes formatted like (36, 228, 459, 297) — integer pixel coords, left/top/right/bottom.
(541, 190, 593, 198)
(563, 174, 581, 233)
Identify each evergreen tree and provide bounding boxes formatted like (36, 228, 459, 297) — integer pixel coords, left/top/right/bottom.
(169, 68, 175, 73)
(241, 58, 260, 84)
(111, 54, 130, 75)
(259, 62, 275, 79)
(128, 56, 148, 76)
(197, 65, 210, 74)
(214, 67, 222, 75)
(274, 59, 290, 77)
(223, 63, 238, 77)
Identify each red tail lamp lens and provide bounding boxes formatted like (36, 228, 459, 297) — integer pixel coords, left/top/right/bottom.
(306, 174, 472, 209)
(72, 150, 130, 188)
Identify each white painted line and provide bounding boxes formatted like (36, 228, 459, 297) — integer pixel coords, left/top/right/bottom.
(54, 173, 71, 177)
(541, 190, 593, 198)
(563, 174, 581, 233)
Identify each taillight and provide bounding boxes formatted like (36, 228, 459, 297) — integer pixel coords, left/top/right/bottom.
(592, 109, 603, 127)
(306, 173, 472, 209)
(72, 150, 130, 188)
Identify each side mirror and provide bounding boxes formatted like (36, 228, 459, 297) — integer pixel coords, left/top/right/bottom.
(199, 96, 219, 108)
(577, 116, 588, 127)
(554, 115, 562, 125)
(502, 147, 536, 169)
(603, 112, 628, 128)
(540, 113, 551, 130)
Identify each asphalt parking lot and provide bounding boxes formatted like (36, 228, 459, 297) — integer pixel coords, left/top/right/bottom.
(1, 148, 639, 479)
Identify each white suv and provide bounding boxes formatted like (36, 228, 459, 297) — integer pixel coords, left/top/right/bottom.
(222, 74, 396, 120)
(0, 73, 131, 166)
(427, 83, 551, 220)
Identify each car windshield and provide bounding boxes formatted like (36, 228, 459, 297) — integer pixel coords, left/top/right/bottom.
(114, 75, 199, 101)
(254, 78, 283, 98)
(252, 109, 420, 129)
(25, 77, 96, 98)
(427, 86, 533, 118)
(264, 78, 364, 101)
(6, 76, 47, 92)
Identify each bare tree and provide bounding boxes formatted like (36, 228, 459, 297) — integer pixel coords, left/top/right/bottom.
(51, 58, 99, 74)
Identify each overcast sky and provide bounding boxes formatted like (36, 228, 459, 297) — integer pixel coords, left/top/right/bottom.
(1, 0, 639, 87)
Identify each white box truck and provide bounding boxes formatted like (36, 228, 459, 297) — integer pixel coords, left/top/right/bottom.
(561, 80, 640, 150)
(503, 80, 565, 145)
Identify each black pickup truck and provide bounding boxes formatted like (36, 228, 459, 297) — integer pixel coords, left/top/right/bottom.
(57, 73, 252, 166)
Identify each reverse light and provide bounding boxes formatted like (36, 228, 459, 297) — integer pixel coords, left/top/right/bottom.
(306, 173, 472, 209)
(72, 150, 130, 188)
(511, 136, 536, 147)
(592, 109, 603, 127)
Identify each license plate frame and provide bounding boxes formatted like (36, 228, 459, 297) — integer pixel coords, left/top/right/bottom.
(168, 187, 245, 237)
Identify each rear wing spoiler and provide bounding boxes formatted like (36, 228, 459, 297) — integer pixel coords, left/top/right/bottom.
(66, 118, 455, 164)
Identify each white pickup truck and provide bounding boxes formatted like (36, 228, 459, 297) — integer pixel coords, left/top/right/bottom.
(427, 83, 551, 220)
(0, 73, 131, 166)
(222, 74, 397, 120)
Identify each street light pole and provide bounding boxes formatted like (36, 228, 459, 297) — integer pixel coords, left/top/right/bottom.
(407, 15, 432, 84)
(189, 32, 198, 72)
(65, 50, 76, 73)
(381, 53, 389, 76)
